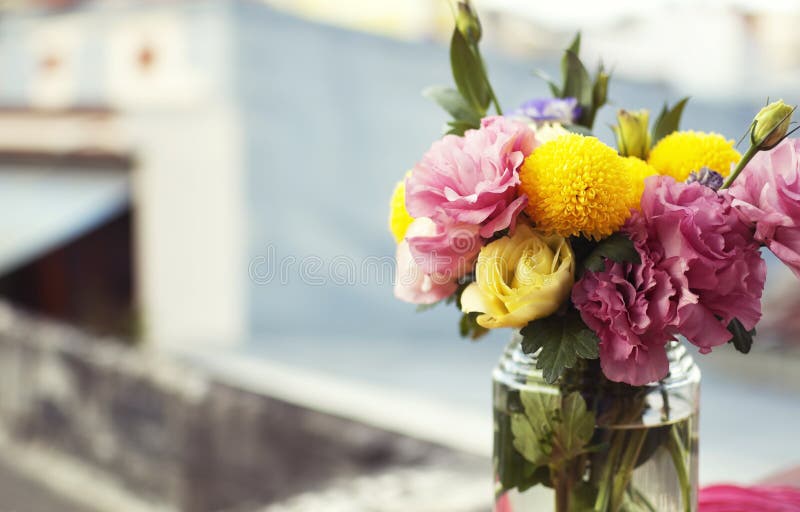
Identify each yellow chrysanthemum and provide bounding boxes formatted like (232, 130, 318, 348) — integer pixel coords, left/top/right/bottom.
(647, 131, 741, 181)
(519, 134, 632, 240)
(624, 156, 658, 210)
(388, 174, 414, 243)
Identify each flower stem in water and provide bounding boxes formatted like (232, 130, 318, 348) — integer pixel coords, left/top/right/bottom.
(667, 424, 692, 512)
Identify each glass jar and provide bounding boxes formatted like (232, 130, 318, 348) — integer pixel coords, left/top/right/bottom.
(493, 335, 700, 512)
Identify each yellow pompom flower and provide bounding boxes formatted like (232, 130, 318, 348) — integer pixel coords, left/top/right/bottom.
(624, 156, 658, 210)
(388, 174, 414, 243)
(647, 131, 741, 181)
(519, 133, 633, 240)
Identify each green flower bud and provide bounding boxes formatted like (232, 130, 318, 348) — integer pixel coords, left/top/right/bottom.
(453, 0, 481, 44)
(592, 68, 610, 112)
(752, 100, 795, 149)
(612, 109, 651, 159)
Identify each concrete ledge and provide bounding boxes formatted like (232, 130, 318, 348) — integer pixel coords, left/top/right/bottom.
(256, 466, 490, 512)
(0, 303, 487, 512)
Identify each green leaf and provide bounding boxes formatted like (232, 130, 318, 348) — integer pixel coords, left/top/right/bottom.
(560, 32, 582, 85)
(446, 119, 478, 136)
(512, 391, 559, 464)
(567, 32, 582, 54)
(511, 411, 550, 466)
(587, 64, 610, 128)
(520, 314, 600, 384)
(522, 465, 552, 491)
(423, 86, 481, 127)
(512, 389, 596, 472)
(533, 69, 562, 97)
(459, 311, 488, 340)
(564, 124, 593, 136)
(450, 29, 489, 113)
(560, 392, 596, 459)
(727, 318, 755, 354)
(581, 233, 641, 274)
(570, 481, 599, 512)
(562, 50, 593, 107)
(495, 398, 551, 494)
(415, 302, 440, 312)
(651, 97, 690, 145)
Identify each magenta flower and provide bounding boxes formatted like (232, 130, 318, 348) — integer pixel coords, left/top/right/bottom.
(634, 176, 766, 353)
(727, 138, 800, 278)
(575, 175, 767, 384)
(573, 232, 677, 386)
(405, 116, 535, 239)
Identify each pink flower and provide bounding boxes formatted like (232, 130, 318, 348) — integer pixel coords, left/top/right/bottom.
(728, 138, 800, 278)
(573, 234, 677, 386)
(405, 116, 535, 239)
(700, 485, 800, 512)
(394, 218, 459, 304)
(634, 176, 766, 352)
(405, 217, 481, 277)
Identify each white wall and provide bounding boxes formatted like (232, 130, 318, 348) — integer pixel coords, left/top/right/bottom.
(126, 106, 247, 347)
(0, 1, 248, 348)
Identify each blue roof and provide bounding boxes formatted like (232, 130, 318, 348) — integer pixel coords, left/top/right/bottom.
(0, 166, 129, 274)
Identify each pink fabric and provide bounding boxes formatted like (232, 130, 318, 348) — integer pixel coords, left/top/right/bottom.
(494, 493, 512, 512)
(405, 116, 535, 240)
(727, 138, 800, 278)
(700, 485, 800, 511)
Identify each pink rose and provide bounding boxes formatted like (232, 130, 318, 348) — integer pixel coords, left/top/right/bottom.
(405, 116, 535, 239)
(634, 176, 766, 352)
(393, 218, 459, 304)
(728, 138, 800, 277)
(573, 234, 677, 386)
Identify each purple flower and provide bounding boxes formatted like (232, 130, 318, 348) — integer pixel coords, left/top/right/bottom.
(686, 167, 724, 190)
(727, 138, 800, 278)
(514, 97, 581, 124)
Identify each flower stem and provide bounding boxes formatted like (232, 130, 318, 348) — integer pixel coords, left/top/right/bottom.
(667, 424, 692, 512)
(629, 486, 658, 512)
(594, 431, 624, 512)
(554, 469, 572, 512)
(610, 429, 647, 511)
(721, 144, 759, 189)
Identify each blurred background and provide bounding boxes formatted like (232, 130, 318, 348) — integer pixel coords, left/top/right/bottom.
(0, 0, 798, 510)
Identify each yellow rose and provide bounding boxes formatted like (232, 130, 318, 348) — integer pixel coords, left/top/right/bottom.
(460, 225, 574, 329)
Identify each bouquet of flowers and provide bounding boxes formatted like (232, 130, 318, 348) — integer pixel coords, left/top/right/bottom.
(389, 2, 799, 511)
